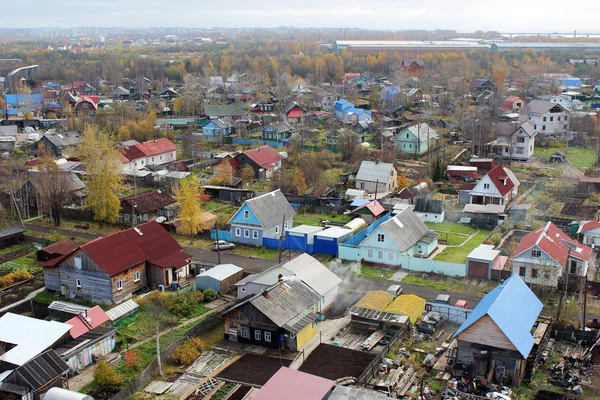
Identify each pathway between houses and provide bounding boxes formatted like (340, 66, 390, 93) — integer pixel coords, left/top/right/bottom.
(0, 287, 45, 314)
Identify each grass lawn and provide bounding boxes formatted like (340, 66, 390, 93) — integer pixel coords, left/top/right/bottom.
(293, 212, 351, 227)
(434, 230, 490, 263)
(360, 265, 395, 280)
(535, 145, 597, 168)
(401, 274, 495, 297)
(233, 245, 280, 259)
(436, 232, 469, 246)
(424, 222, 477, 235)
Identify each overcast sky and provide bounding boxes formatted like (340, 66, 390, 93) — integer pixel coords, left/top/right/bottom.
(3, 0, 600, 33)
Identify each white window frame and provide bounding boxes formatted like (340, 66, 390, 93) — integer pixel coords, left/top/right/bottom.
(483, 183, 490, 189)
(117, 279, 123, 291)
(275, 226, 280, 235)
(377, 234, 384, 242)
(74, 257, 82, 270)
(253, 230, 258, 239)
(378, 251, 383, 260)
(531, 249, 541, 258)
(254, 330, 262, 341)
(368, 249, 373, 258)
(240, 326, 249, 339)
(284, 221, 288, 229)
(264, 331, 272, 342)
(143, 214, 148, 221)
(235, 228, 241, 237)
(134, 271, 140, 282)
(76, 279, 82, 288)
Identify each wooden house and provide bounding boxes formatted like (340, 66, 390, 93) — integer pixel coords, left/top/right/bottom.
(118, 190, 177, 226)
(453, 275, 543, 386)
(42, 221, 192, 304)
(222, 279, 321, 351)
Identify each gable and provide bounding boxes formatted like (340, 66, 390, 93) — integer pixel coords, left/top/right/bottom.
(230, 203, 262, 226)
(203, 121, 218, 129)
(457, 315, 518, 353)
(471, 175, 501, 196)
(510, 245, 562, 267)
(360, 225, 401, 251)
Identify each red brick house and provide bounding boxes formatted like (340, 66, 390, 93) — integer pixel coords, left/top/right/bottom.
(401, 59, 425, 77)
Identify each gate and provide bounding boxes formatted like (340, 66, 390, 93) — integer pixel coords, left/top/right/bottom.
(425, 302, 472, 324)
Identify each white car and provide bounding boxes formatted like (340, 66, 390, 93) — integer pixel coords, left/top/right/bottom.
(212, 240, 235, 251)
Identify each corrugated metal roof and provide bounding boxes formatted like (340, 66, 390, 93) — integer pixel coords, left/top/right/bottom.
(328, 385, 391, 400)
(243, 189, 296, 229)
(282, 254, 342, 298)
(13, 350, 69, 391)
(355, 160, 395, 183)
(454, 275, 542, 358)
(467, 244, 500, 262)
(106, 299, 139, 321)
(48, 301, 89, 315)
(414, 198, 445, 214)
(197, 264, 243, 281)
(347, 306, 409, 324)
(251, 367, 334, 400)
(378, 209, 436, 251)
(383, 294, 426, 324)
(286, 225, 324, 235)
(354, 290, 394, 311)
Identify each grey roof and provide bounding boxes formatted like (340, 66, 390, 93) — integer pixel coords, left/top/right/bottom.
(397, 123, 438, 142)
(279, 254, 342, 297)
(280, 100, 305, 115)
(106, 299, 139, 322)
(467, 244, 500, 262)
(230, 279, 321, 334)
(496, 121, 536, 138)
(243, 190, 296, 229)
(197, 264, 242, 281)
(376, 208, 436, 251)
(414, 198, 445, 214)
(55, 327, 116, 358)
(0, 226, 24, 238)
(329, 385, 391, 400)
(13, 350, 69, 391)
(355, 160, 395, 183)
(212, 118, 235, 129)
(347, 306, 409, 324)
(42, 131, 81, 149)
(267, 120, 294, 134)
(48, 301, 89, 315)
(523, 100, 566, 115)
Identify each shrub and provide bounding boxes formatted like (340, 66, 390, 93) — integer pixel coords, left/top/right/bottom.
(94, 361, 123, 387)
(0, 269, 31, 288)
(47, 230, 63, 241)
(137, 292, 166, 308)
(168, 295, 195, 318)
(172, 337, 203, 366)
(203, 289, 218, 302)
(189, 290, 204, 303)
(331, 211, 338, 218)
(123, 350, 141, 370)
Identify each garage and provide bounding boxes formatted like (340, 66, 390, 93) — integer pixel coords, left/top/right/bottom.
(467, 260, 490, 279)
(466, 244, 501, 280)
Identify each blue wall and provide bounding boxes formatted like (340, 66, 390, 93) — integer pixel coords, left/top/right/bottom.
(231, 225, 263, 245)
(233, 138, 286, 148)
(230, 203, 261, 226)
(210, 230, 232, 241)
(313, 236, 338, 256)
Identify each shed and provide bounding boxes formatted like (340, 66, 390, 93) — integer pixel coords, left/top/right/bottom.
(469, 158, 495, 170)
(383, 294, 426, 324)
(48, 301, 89, 322)
(447, 165, 477, 181)
(43, 387, 94, 400)
(7, 350, 70, 398)
(285, 225, 324, 253)
(462, 204, 506, 230)
(55, 327, 116, 372)
(313, 227, 355, 256)
(196, 264, 244, 294)
(466, 244, 501, 280)
(0, 227, 24, 250)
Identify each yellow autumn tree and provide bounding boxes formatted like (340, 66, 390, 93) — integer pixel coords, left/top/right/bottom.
(78, 125, 124, 225)
(397, 173, 409, 190)
(172, 97, 184, 115)
(292, 169, 308, 195)
(174, 175, 203, 238)
(217, 161, 233, 185)
(240, 164, 255, 185)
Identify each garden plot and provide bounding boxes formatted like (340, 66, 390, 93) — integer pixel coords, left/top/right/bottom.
(298, 344, 375, 381)
(217, 354, 291, 386)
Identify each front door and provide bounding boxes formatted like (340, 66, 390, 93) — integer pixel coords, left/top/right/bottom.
(172, 268, 178, 283)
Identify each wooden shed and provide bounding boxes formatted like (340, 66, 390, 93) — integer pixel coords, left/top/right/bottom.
(0, 227, 24, 250)
(195, 264, 244, 295)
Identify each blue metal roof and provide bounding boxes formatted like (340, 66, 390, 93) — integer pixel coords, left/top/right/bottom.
(454, 274, 542, 358)
(351, 198, 371, 207)
(4, 94, 43, 107)
(335, 99, 351, 111)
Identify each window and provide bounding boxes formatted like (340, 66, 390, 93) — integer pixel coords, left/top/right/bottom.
(125, 214, 130, 223)
(76, 279, 82, 288)
(377, 234, 385, 242)
(570, 260, 578, 274)
(558, 116, 561, 121)
(550, 116, 554, 122)
(241, 287, 246, 292)
(284, 222, 288, 229)
(360, 182, 365, 189)
(117, 279, 123, 291)
(240, 326, 249, 338)
(517, 137, 525, 143)
(378, 251, 383, 260)
(368, 249, 373, 258)
(406, 133, 410, 138)
(531, 269, 538, 279)
(534, 124, 537, 129)
(483, 183, 490, 189)
(152, 157, 155, 162)
(143, 214, 148, 221)
(516, 147, 524, 154)
(244, 229, 249, 238)
(244, 210, 249, 219)
(275, 226, 280, 235)
(160, 155, 163, 160)
(74, 257, 82, 270)
(134, 271, 140, 282)
(254, 330, 262, 341)
(542, 126, 546, 131)
(519, 267, 526, 277)
(235, 228, 241, 237)
(531, 249, 541, 258)
(565, 116, 568, 121)
(505, 147, 509, 153)
(264, 331, 272, 343)
(543, 116, 547, 122)
(253, 230, 258, 239)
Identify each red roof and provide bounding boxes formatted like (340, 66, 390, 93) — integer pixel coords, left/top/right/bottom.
(503, 96, 522, 110)
(252, 367, 334, 400)
(121, 138, 178, 162)
(65, 306, 110, 339)
(72, 81, 86, 87)
(242, 145, 283, 169)
(351, 200, 385, 216)
(75, 96, 98, 110)
(486, 165, 515, 197)
(581, 219, 600, 233)
(79, 221, 191, 276)
(511, 222, 593, 266)
(286, 108, 306, 119)
(39, 239, 86, 266)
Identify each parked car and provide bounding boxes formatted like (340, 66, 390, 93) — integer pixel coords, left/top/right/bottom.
(417, 311, 444, 335)
(386, 284, 403, 298)
(434, 294, 450, 305)
(455, 300, 468, 308)
(212, 240, 235, 251)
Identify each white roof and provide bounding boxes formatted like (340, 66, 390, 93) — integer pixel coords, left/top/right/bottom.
(447, 165, 477, 172)
(315, 226, 353, 239)
(345, 188, 366, 198)
(286, 225, 325, 235)
(0, 313, 71, 366)
(355, 160, 395, 183)
(462, 204, 506, 214)
(281, 254, 342, 296)
(106, 299, 139, 322)
(467, 244, 500, 262)
(198, 264, 243, 281)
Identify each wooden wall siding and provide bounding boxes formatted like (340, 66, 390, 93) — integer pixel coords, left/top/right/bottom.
(456, 315, 518, 352)
(44, 267, 60, 291)
(59, 266, 112, 303)
(61, 249, 105, 274)
(220, 271, 245, 294)
(111, 263, 146, 302)
(146, 264, 168, 286)
(238, 303, 277, 326)
(456, 340, 521, 384)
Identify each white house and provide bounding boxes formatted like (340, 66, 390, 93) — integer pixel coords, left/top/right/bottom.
(355, 160, 397, 195)
(518, 100, 570, 137)
(493, 121, 537, 161)
(235, 254, 342, 311)
(578, 220, 600, 248)
(413, 197, 445, 223)
(511, 221, 594, 287)
(118, 138, 178, 171)
(469, 165, 519, 206)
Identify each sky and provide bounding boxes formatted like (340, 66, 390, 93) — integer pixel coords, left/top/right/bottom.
(2, 0, 600, 33)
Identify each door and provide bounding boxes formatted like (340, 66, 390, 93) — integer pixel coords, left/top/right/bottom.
(468, 261, 489, 279)
(172, 268, 178, 283)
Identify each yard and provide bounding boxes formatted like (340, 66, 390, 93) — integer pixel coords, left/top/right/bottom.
(232, 245, 280, 260)
(293, 211, 352, 227)
(217, 354, 291, 386)
(424, 222, 478, 235)
(534, 145, 597, 168)
(298, 344, 375, 380)
(360, 265, 395, 280)
(433, 230, 491, 263)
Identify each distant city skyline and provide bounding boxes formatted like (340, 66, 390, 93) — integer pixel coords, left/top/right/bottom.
(1, 0, 600, 34)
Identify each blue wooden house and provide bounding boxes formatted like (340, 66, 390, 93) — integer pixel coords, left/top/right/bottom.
(262, 121, 295, 144)
(228, 190, 296, 248)
(201, 118, 235, 141)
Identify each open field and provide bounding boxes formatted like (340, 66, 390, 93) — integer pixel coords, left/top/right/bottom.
(293, 212, 352, 227)
(534, 145, 597, 168)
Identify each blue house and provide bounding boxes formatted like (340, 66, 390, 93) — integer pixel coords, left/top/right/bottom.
(453, 275, 543, 386)
(228, 189, 296, 248)
(201, 118, 235, 142)
(381, 85, 402, 103)
(334, 99, 353, 119)
(262, 121, 295, 144)
(4, 94, 43, 108)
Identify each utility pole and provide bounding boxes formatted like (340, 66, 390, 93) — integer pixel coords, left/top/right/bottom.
(131, 172, 137, 227)
(583, 275, 588, 330)
(557, 249, 571, 322)
(216, 202, 221, 265)
(278, 214, 286, 263)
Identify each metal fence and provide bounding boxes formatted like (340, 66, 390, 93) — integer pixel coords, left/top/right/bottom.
(425, 302, 472, 324)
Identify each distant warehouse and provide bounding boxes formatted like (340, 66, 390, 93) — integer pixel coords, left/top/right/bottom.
(334, 40, 490, 55)
(491, 42, 600, 52)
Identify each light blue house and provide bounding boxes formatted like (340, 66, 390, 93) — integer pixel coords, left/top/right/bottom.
(355, 208, 438, 265)
(334, 99, 353, 119)
(201, 118, 235, 141)
(228, 189, 296, 248)
(394, 123, 438, 156)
